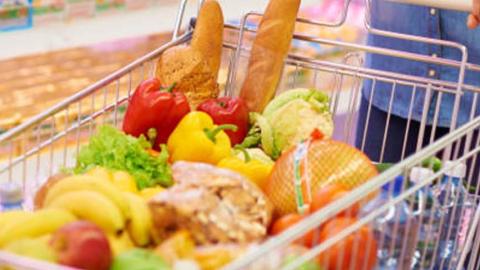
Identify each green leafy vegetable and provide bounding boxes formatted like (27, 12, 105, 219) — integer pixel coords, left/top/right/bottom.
(74, 125, 173, 189)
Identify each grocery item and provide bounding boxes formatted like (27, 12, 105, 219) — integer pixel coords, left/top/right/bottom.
(34, 173, 68, 209)
(317, 217, 377, 270)
(44, 190, 125, 234)
(0, 209, 76, 247)
(270, 213, 315, 247)
(108, 232, 134, 257)
(50, 221, 112, 270)
(433, 161, 474, 269)
(235, 147, 275, 165)
(4, 238, 57, 263)
(0, 210, 32, 230)
(310, 184, 361, 218)
(190, 0, 224, 81)
(409, 167, 439, 270)
(75, 125, 173, 189)
(217, 148, 273, 190)
(122, 78, 190, 148)
(239, 0, 301, 112)
(149, 162, 272, 245)
(111, 170, 138, 193)
(192, 244, 248, 270)
(266, 138, 378, 215)
(156, 46, 219, 108)
(0, 182, 23, 211)
(360, 176, 418, 270)
(244, 112, 277, 158)
(273, 88, 332, 156)
(197, 97, 249, 145)
(139, 186, 165, 201)
(154, 231, 195, 264)
(167, 112, 236, 164)
(243, 88, 333, 159)
(42, 175, 130, 220)
(110, 249, 170, 270)
(123, 192, 153, 246)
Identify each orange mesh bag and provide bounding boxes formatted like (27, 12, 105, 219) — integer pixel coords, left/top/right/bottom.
(264, 135, 378, 216)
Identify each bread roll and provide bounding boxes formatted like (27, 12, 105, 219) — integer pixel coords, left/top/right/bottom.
(191, 0, 224, 80)
(156, 46, 219, 108)
(239, 0, 301, 112)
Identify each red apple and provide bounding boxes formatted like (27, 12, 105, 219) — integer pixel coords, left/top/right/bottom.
(50, 221, 112, 270)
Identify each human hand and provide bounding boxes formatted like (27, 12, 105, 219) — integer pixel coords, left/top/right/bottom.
(467, 0, 480, 29)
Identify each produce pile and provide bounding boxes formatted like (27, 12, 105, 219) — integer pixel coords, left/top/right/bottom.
(0, 1, 381, 270)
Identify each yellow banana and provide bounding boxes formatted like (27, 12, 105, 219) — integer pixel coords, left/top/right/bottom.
(112, 171, 138, 193)
(44, 175, 130, 219)
(45, 190, 124, 234)
(124, 192, 152, 246)
(108, 232, 134, 256)
(0, 209, 76, 247)
(0, 210, 33, 231)
(86, 166, 113, 181)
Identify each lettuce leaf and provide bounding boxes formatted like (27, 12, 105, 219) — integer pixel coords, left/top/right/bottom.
(74, 125, 173, 189)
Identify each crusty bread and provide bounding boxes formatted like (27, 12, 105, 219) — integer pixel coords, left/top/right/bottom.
(191, 0, 224, 81)
(239, 0, 301, 112)
(156, 46, 219, 108)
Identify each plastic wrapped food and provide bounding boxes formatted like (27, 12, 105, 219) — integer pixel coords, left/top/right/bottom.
(149, 162, 273, 245)
(265, 138, 378, 216)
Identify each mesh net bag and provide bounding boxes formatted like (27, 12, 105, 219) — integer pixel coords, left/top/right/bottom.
(264, 138, 378, 216)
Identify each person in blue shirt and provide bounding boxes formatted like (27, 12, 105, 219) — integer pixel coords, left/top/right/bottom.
(356, 0, 480, 166)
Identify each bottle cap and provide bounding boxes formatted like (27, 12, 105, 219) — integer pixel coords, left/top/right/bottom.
(0, 182, 23, 205)
(409, 167, 434, 184)
(444, 161, 467, 178)
(382, 175, 404, 195)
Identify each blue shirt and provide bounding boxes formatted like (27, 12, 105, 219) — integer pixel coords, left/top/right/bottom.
(365, 1, 480, 127)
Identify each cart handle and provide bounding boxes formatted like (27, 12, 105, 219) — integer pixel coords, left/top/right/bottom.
(388, 0, 471, 12)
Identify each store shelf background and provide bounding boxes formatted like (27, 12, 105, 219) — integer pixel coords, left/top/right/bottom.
(0, 0, 364, 132)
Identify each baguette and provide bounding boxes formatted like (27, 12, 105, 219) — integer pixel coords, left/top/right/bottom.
(239, 0, 301, 112)
(191, 0, 224, 81)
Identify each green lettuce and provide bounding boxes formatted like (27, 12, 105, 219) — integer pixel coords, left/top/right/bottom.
(74, 125, 173, 189)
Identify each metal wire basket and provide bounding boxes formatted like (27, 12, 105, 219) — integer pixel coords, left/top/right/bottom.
(0, 0, 480, 269)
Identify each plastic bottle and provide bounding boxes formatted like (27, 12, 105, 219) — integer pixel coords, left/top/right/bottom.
(409, 167, 441, 270)
(360, 176, 419, 270)
(433, 161, 474, 270)
(0, 182, 24, 211)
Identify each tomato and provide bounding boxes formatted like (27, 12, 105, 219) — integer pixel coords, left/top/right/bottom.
(310, 184, 360, 217)
(317, 217, 377, 270)
(270, 214, 317, 247)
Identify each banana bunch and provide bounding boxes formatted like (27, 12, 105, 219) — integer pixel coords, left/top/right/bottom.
(0, 209, 76, 247)
(37, 168, 155, 247)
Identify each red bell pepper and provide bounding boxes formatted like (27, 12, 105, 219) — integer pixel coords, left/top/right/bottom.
(197, 97, 249, 145)
(122, 78, 190, 149)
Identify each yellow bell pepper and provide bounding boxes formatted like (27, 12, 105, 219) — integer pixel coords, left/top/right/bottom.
(217, 148, 273, 190)
(167, 112, 237, 164)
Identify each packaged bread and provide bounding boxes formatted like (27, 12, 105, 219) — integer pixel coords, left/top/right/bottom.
(149, 162, 272, 245)
(239, 0, 301, 112)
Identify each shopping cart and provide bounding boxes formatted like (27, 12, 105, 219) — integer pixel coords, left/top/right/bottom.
(1, 0, 480, 269)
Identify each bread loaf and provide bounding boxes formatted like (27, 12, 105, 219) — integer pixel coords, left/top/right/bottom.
(239, 0, 301, 112)
(156, 46, 219, 108)
(191, 0, 224, 80)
